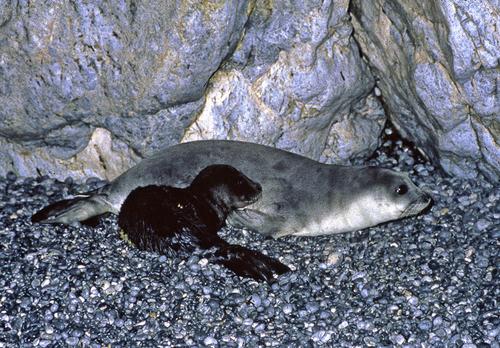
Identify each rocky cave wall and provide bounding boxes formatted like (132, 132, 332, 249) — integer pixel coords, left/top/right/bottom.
(0, 0, 498, 182)
(351, 0, 499, 181)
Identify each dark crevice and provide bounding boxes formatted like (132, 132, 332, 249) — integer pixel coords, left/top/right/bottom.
(367, 117, 428, 166)
(348, 0, 439, 169)
(129, 1, 137, 22)
(97, 150, 107, 171)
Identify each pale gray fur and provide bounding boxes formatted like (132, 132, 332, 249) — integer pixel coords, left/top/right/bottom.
(33, 140, 432, 237)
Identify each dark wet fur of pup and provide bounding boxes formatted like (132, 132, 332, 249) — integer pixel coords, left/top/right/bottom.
(118, 165, 290, 283)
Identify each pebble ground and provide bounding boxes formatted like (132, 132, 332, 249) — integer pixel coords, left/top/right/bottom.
(0, 132, 498, 347)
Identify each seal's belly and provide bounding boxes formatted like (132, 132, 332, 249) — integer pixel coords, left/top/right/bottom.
(291, 204, 378, 237)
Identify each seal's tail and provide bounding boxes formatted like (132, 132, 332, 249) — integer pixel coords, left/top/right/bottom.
(210, 244, 290, 283)
(31, 194, 112, 225)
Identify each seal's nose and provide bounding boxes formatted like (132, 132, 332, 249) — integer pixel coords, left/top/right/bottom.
(254, 182, 262, 194)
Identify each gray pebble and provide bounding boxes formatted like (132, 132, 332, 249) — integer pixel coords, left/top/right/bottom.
(418, 320, 432, 331)
(408, 296, 419, 306)
(475, 218, 491, 231)
(39, 340, 52, 348)
(311, 330, 331, 343)
(391, 334, 406, 345)
(432, 316, 443, 327)
(65, 336, 79, 346)
(203, 336, 217, 346)
(282, 304, 294, 315)
(249, 294, 261, 307)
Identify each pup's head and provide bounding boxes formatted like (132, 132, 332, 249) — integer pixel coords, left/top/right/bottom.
(191, 164, 262, 209)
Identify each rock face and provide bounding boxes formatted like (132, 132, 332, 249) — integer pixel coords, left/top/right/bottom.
(0, 0, 251, 179)
(0, 0, 498, 182)
(182, 0, 383, 164)
(0, 0, 384, 180)
(351, 0, 499, 181)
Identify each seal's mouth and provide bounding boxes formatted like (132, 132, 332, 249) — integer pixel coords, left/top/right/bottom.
(245, 182, 262, 205)
(246, 190, 263, 205)
(235, 190, 262, 209)
(400, 194, 433, 218)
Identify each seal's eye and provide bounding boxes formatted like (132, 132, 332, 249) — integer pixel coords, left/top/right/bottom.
(395, 184, 408, 195)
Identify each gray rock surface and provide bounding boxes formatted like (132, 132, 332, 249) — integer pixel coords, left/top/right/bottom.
(0, 0, 250, 179)
(0, 0, 498, 181)
(351, 0, 499, 181)
(0, 0, 383, 180)
(182, 0, 383, 163)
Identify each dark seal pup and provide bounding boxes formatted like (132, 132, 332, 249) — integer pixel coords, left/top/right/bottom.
(118, 164, 290, 282)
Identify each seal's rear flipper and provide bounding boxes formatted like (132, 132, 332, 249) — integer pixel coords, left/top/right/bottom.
(211, 244, 290, 283)
(31, 194, 111, 225)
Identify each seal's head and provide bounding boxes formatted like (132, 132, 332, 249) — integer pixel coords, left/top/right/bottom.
(190, 164, 262, 209)
(354, 167, 433, 227)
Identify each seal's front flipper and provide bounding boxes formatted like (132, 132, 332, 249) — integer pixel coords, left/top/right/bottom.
(211, 244, 290, 283)
(227, 209, 285, 237)
(31, 194, 111, 225)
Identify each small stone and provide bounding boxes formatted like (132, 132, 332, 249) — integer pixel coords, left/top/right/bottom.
(20, 297, 31, 309)
(65, 337, 79, 346)
(363, 336, 377, 346)
(465, 247, 475, 262)
(428, 260, 440, 271)
(408, 296, 419, 306)
(311, 330, 331, 343)
(391, 334, 406, 345)
(203, 336, 217, 346)
(326, 252, 342, 266)
(305, 302, 319, 314)
(282, 304, 293, 315)
(39, 340, 52, 348)
(254, 323, 265, 333)
(486, 327, 499, 337)
(249, 294, 261, 307)
(418, 320, 432, 331)
(439, 208, 449, 216)
(243, 319, 253, 326)
(475, 219, 491, 231)
(432, 316, 443, 327)
(338, 321, 348, 329)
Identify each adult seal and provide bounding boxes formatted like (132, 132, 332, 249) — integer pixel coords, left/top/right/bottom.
(118, 164, 290, 282)
(32, 140, 432, 237)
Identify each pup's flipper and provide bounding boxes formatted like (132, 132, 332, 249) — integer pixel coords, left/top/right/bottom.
(31, 194, 112, 225)
(211, 244, 290, 283)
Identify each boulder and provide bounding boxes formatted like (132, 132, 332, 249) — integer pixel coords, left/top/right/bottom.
(351, 0, 499, 181)
(0, 0, 250, 179)
(1, 0, 497, 182)
(0, 0, 383, 180)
